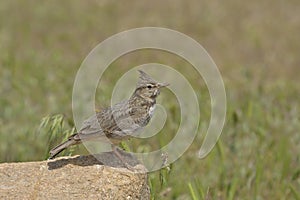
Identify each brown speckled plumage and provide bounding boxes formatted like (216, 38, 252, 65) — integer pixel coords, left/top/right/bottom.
(49, 70, 168, 161)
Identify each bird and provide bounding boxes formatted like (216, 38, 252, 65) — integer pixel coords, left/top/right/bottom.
(49, 70, 169, 168)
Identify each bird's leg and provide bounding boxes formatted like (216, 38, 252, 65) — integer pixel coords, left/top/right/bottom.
(111, 145, 134, 170)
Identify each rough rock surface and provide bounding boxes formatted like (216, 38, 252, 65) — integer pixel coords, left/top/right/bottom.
(0, 153, 150, 200)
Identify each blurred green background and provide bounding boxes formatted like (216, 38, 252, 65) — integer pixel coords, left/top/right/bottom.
(0, 0, 299, 199)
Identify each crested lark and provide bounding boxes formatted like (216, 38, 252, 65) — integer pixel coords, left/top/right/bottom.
(49, 70, 168, 167)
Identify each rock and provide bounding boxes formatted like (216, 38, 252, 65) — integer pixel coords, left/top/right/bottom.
(0, 153, 150, 200)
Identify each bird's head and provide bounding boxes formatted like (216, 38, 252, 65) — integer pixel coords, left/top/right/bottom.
(134, 70, 169, 100)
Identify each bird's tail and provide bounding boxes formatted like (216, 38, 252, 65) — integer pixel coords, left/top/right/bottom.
(48, 134, 79, 159)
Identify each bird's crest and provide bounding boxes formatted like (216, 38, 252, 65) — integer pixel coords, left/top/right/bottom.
(136, 70, 159, 88)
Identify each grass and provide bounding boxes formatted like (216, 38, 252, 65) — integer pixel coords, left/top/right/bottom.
(1, 0, 300, 199)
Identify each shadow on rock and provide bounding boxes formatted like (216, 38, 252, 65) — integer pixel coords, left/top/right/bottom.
(47, 150, 140, 170)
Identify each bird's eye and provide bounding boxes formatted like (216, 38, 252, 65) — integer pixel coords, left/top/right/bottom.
(147, 85, 153, 89)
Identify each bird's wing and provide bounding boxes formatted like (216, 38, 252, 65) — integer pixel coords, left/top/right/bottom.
(77, 100, 135, 140)
(75, 113, 106, 141)
(111, 102, 150, 137)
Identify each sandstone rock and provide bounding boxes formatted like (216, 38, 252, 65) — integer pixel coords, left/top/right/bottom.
(0, 153, 150, 200)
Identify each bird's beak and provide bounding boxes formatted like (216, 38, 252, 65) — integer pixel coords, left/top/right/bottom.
(158, 82, 170, 88)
